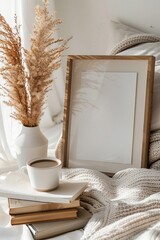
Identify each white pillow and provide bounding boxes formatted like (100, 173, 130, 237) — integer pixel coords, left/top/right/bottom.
(106, 20, 145, 53)
(110, 35, 160, 56)
(108, 20, 160, 131)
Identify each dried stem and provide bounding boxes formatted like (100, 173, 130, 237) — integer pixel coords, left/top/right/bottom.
(0, 0, 69, 126)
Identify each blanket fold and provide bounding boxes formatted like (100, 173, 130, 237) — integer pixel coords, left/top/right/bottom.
(62, 168, 160, 240)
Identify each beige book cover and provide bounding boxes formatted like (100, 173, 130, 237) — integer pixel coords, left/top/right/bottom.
(8, 198, 80, 215)
(10, 208, 78, 225)
(27, 207, 91, 240)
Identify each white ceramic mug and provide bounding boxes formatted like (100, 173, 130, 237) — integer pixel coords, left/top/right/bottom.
(21, 157, 62, 191)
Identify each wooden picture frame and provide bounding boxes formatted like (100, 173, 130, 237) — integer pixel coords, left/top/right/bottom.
(62, 55, 155, 175)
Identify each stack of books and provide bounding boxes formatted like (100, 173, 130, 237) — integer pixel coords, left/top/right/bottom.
(8, 198, 81, 225)
(0, 170, 91, 239)
(8, 198, 91, 239)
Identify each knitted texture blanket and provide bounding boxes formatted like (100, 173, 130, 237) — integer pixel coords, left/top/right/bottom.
(149, 130, 160, 170)
(62, 167, 160, 240)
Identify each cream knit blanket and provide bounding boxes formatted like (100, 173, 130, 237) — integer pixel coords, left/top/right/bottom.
(62, 167, 160, 240)
(149, 130, 160, 170)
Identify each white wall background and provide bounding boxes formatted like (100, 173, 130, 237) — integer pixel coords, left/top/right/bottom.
(54, 0, 109, 56)
(55, 0, 160, 57)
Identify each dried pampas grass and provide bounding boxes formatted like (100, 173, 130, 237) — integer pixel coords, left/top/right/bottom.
(0, 0, 69, 127)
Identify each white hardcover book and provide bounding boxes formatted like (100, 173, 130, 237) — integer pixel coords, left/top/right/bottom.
(0, 170, 87, 203)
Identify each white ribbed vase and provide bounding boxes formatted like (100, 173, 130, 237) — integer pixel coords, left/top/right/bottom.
(15, 125, 48, 168)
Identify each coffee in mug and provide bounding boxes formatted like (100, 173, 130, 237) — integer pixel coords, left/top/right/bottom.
(21, 157, 62, 191)
(29, 159, 59, 168)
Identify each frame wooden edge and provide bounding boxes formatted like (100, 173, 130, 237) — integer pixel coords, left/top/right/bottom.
(141, 55, 155, 168)
(61, 57, 72, 167)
